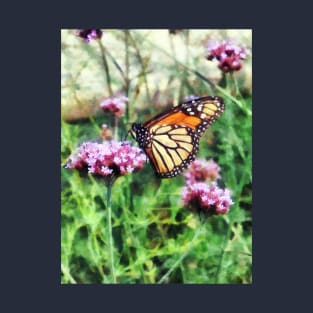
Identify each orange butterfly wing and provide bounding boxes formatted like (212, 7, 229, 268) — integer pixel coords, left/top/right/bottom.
(145, 111, 201, 130)
(133, 96, 225, 178)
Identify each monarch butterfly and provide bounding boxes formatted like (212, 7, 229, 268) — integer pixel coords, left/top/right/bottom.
(130, 96, 225, 178)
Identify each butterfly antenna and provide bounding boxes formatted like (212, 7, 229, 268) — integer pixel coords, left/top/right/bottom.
(123, 129, 131, 141)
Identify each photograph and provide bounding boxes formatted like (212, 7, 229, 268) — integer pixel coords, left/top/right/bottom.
(61, 29, 252, 284)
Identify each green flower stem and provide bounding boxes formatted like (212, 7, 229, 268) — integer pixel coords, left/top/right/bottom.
(119, 30, 130, 125)
(168, 32, 184, 101)
(98, 40, 113, 97)
(128, 31, 152, 103)
(103, 46, 126, 82)
(157, 220, 205, 284)
(184, 30, 190, 66)
(106, 183, 116, 283)
(214, 221, 231, 283)
(61, 263, 76, 284)
(216, 85, 252, 116)
(230, 72, 240, 97)
(114, 116, 118, 141)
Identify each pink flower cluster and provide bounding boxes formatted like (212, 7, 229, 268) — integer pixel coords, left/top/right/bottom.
(206, 40, 249, 72)
(75, 29, 103, 43)
(182, 182, 233, 215)
(100, 96, 128, 117)
(183, 158, 220, 184)
(182, 158, 233, 215)
(65, 140, 146, 178)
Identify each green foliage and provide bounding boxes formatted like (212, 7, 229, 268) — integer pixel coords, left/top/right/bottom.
(61, 29, 252, 284)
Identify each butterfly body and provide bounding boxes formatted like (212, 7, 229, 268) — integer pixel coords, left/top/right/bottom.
(131, 96, 225, 178)
(130, 124, 151, 149)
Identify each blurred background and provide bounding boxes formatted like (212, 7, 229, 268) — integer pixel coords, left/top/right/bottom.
(61, 29, 252, 284)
